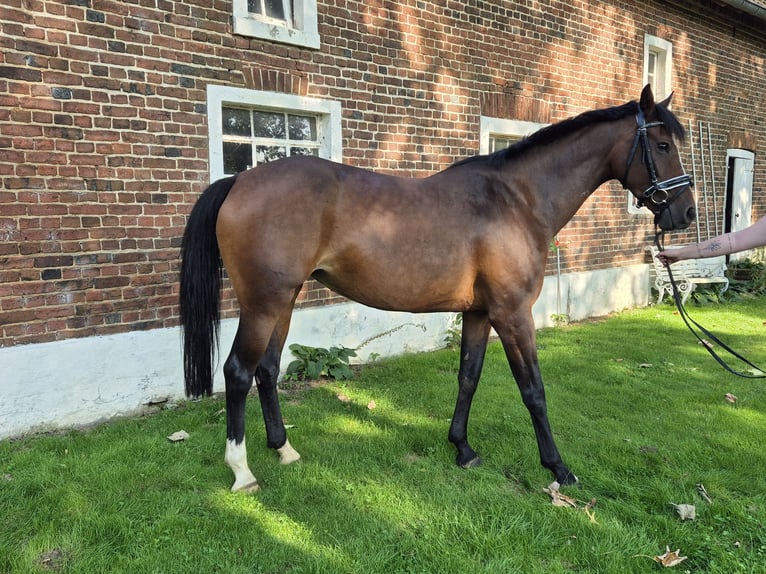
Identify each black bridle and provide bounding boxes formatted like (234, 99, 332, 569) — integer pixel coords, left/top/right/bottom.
(655, 230, 766, 379)
(623, 109, 692, 224)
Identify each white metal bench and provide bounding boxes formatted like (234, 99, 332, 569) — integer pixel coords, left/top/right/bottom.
(646, 245, 729, 304)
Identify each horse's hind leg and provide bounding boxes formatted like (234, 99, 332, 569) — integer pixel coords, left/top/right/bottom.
(448, 311, 492, 468)
(255, 311, 301, 465)
(223, 319, 268, 492)
(492, 311, 577, 486)
(223, 298, 301, 492)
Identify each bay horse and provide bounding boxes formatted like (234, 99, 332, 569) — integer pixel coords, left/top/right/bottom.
(180, 85, 695, 492)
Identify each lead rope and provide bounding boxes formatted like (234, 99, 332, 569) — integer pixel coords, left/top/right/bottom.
(654, 230, 766, 378)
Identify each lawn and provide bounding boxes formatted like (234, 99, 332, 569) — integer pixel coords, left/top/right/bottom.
(2, 299, 766, 573)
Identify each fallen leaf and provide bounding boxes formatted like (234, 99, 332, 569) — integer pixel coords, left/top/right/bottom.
(167, 430, 189, 442)
(671, 503, 696, 520)
(337, 393, 351, 403)
(725, 393, 738, 404)
(543, 481, 578, 508)
(698, 339, 713, 349)
(653, 546, 688, 567)
(367, 400, 377, 410)
(543, 482, 599, 522)
(584, 498, 598, 523)
(638, 363, 653, 368)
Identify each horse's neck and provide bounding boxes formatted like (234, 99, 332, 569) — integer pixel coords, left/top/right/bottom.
(514, 122, 623, 236)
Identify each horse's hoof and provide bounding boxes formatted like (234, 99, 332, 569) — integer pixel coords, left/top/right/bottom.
(459, 456, 483, 469)
(277, 440, 301, 465)
(557, 470, 578, 486)
(231, 480, 260, 493)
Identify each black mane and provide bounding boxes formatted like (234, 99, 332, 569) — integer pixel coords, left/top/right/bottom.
(450, 99, 685, 170)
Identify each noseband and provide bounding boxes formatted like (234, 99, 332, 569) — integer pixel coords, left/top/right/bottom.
(623, 109, 692, 216)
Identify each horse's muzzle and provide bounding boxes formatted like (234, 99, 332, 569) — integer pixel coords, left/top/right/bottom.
(655, 192, 696, 231)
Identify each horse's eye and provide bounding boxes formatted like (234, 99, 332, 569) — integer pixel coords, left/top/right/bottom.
(657, 142, 670, 153)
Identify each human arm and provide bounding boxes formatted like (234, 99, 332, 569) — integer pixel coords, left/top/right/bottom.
(657, 215, 766, 266)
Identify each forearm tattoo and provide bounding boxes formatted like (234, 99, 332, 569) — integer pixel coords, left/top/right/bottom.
(700, 235, 733, 256)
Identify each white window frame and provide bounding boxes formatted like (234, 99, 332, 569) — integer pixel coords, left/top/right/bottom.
(207, 85, 342, 182)
(643, 34, 672, 100)
(479, 117, 547, 155)
(232, 0, 320, 49)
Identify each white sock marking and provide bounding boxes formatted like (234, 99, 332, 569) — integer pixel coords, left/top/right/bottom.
(225, 438, 259, 492)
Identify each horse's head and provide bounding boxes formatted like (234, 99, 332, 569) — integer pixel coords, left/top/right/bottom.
(620, 85, 696, 231)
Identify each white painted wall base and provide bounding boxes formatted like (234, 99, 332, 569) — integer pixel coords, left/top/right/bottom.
(0, 264, 648, 439)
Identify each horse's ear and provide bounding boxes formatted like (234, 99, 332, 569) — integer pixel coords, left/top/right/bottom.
(639, 84, 655, 114)
(659, 91, 674, 109)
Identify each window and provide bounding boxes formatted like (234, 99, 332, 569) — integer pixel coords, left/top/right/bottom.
(630, 34, 673, 214)
(643, 35, 672, 100)
(207, 85, 342, 181)
(232, 0, 320, 49)
(479, 117, 547, 155)
(221, 108, 320, 173)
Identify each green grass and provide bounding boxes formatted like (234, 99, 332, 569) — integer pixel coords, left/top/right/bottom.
(2, 299, 766, 573)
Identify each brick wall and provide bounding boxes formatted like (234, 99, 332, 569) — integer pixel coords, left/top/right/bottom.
(1, 0, 764, 347)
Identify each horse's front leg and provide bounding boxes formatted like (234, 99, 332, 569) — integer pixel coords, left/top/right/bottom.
(493, 313, 577, 485)
(448, 311, 491, 467)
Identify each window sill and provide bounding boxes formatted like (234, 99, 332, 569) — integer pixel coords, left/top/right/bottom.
(233, 15, 320, 49)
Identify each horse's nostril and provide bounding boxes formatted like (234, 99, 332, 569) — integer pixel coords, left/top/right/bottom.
(687, 206, 697, 222)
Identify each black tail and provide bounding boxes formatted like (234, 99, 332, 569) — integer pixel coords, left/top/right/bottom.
(180, 175, 238, 398)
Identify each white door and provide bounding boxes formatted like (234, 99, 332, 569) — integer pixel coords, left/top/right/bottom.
(726, 149, 755, 262)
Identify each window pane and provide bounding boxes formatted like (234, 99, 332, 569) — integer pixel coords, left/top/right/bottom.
(247, 0, 262, 14)
(223, 142, 252, 173)
(264, 0, 286, 20)
(253, 111, 286, 138)
(256, 145, 286, 164)
(490, 136, 519, 152)
(222, 107, 251, 136)
(288, 115, 317, 141)
(290, 147, 319, 157)
(648, 51, 657, 75)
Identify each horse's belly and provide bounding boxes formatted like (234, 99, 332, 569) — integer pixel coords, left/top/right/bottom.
(311, 267, 477, 313)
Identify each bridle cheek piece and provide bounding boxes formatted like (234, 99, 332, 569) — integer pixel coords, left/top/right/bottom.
(623, 110, 692, 216)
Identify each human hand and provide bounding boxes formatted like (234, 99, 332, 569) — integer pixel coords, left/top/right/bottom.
(656, 250, 682, 266)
